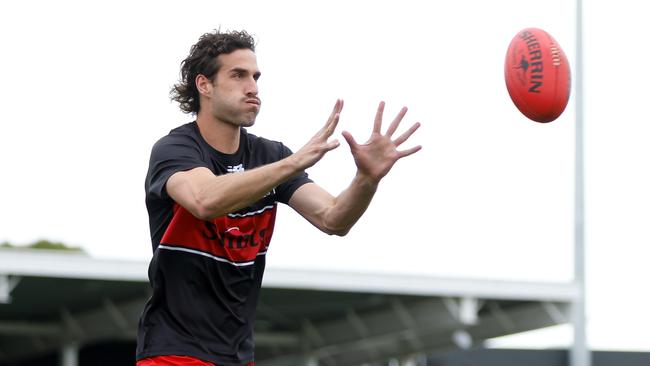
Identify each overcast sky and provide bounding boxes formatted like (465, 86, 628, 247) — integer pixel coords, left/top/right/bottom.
(1, 0, 649, 352)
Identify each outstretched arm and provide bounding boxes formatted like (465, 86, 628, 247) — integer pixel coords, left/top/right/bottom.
(167, 100, 344, 220)
(289, 101, 421, 235)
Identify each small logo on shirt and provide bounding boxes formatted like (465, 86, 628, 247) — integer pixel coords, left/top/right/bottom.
(227, 164, 245, 173)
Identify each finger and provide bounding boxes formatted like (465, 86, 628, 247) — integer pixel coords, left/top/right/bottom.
(317, 112, 339, 141)
(385, 106, 408, 137)
(322, 100, 343, 136)
(373, 101, 385, 134)
(325, 139, 340, 152)
(393, 122, 420, 146)
(323, 112, 340, 137)
(397, 145, 422, 159)
(333, 99, 344, 121)
(330, 98, 343, 115)
(341, 130, 358, 150)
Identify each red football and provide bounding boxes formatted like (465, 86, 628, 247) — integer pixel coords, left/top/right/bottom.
(504, 28, 571, 123)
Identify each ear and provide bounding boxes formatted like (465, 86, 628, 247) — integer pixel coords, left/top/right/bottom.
(196, 74, 212, 96)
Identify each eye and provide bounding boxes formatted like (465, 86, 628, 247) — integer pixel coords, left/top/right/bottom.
(230, 70, 244, 79)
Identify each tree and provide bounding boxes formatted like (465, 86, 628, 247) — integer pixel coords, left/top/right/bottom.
(0, 239, 84, 252)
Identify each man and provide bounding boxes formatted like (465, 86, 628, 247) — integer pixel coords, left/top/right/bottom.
(136, 29, 421, 366)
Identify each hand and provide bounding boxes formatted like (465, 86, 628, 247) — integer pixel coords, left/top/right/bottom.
(291, 99, 343, 170)
(342, 101, 421, 183)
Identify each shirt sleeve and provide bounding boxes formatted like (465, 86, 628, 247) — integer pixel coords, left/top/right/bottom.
(274, 143, 313, 204)
(145, 134, 209, 201)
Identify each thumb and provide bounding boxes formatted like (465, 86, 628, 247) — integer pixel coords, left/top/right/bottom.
(341, 131, 357, 150)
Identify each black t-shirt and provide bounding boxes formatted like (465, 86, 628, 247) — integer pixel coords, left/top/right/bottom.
(136, 122, 311, 365)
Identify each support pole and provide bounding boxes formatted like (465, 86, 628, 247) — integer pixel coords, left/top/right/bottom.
(60, 342, 79, 366)
(572, 0, 590, 365)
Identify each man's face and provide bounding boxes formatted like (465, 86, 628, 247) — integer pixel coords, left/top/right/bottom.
(210, 49, 261, 127)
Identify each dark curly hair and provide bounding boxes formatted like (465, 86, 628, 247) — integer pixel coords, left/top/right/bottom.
(171, 29, 256, 114)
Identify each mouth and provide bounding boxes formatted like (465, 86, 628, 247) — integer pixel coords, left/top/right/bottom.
(245, 98, 261, 106)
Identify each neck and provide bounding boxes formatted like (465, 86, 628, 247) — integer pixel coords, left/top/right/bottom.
(196, 110, 240, 154)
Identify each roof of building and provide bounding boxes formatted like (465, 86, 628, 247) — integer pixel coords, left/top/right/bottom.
(0, 248, 578, 365)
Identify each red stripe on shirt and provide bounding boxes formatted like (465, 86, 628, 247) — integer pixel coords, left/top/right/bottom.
(160, 204, 276, 262)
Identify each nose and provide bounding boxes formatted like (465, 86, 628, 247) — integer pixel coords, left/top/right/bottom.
(246, 77, 258, 97)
